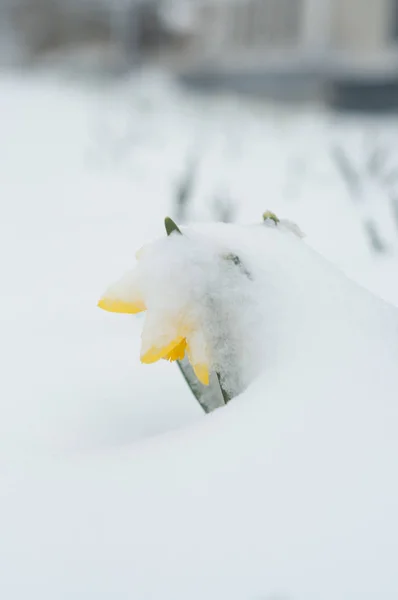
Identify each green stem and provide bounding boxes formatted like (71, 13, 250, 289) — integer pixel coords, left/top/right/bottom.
(176, 360, 209, 413)
(216, 372, 231, 405)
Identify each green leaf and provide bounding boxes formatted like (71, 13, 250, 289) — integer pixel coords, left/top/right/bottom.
(164, 217, 182, 237)
(262, 210, 280, 225)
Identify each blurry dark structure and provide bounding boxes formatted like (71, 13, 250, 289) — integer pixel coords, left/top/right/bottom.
(0, 0, 184, 69)
(171, 0, 398, 112)
(328, 76, 398, 112)
(2, 0, 398, 111)
(1, 0, 114, 59)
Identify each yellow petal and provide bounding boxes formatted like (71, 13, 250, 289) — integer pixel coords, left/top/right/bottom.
(192, 362, 210, 386)
(141, 335, 185, 364)
(186, 332, 210, 386)
(163, 338, 187, 362)
(98, 269, 146, 314)
(98, 297, 146, 314)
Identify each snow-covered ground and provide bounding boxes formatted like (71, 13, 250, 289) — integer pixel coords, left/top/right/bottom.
(0, 68, 398, 599)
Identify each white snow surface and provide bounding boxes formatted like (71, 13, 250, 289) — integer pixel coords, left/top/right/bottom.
(1, 69, 398, 599)
(3, 219, 398, 600)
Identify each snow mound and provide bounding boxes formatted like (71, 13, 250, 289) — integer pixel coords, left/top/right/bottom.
(2, 221, 398, 599)
(102, 219, 398, 403)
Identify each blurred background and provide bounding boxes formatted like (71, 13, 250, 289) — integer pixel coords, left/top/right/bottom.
(0, 0, 398, 447)
(3, 0, 398, 107)
(2, 0, 398, 412)
(1, 0, 398, 298)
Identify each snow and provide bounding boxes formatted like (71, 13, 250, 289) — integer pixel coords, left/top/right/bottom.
(100, 227, 267, 395)
(1, 68, 398, 599)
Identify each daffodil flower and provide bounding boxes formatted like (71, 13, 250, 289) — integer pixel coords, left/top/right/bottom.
(97, 259, 210, 385)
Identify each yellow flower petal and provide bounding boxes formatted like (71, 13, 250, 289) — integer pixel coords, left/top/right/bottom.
(141, 335, 185, 364)
(186, 332, 210, 386)
(163, 338, 187, 362)
(192, 362, 210, 386)
(98, 297, 146, 314)
(98, 268, 146, 314)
